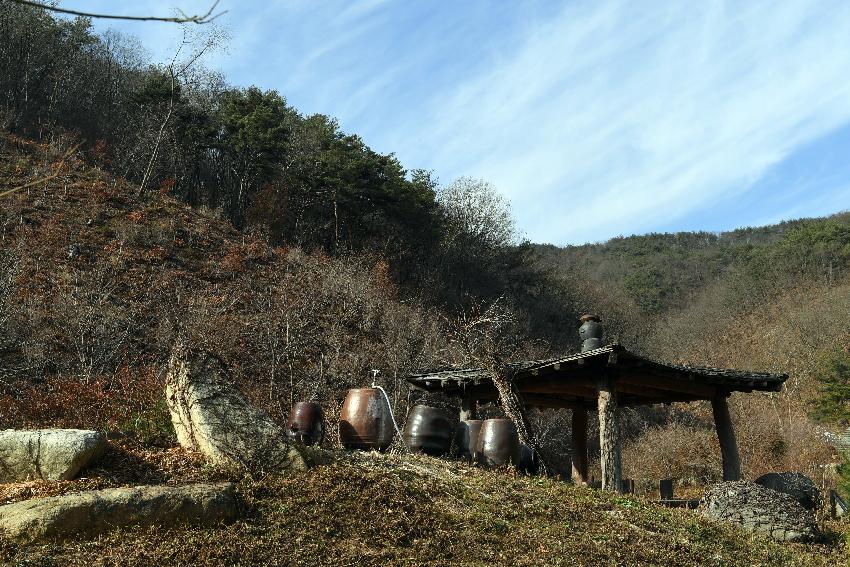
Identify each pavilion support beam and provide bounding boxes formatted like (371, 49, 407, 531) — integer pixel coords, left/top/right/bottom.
(460, 395, 477, 421)
(597, 375, 622, 492)
(520, 393, 586, 410)
(711, 394, 742, 481)
(571, 409, 589, 485)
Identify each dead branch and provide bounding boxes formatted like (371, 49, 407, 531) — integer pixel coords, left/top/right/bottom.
(6, 0, 226, 25)
(445, 297, 551, 475)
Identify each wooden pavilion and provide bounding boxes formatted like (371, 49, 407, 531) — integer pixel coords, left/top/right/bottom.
(406, 342, 788, 492)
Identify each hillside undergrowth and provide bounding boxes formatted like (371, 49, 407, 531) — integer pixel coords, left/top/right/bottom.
(0, 134, 461, 437)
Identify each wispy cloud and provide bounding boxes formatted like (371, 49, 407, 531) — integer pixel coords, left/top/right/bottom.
(395, 0, 850, 243)
(73, 0, 850, 244)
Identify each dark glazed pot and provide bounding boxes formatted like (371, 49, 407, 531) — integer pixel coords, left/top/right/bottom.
(338, 388, 395, 450)
(402, 405, 454, 456)
(454, 419, 483, 461)
(579, 314, 602, 352)
(287, 402, 325, 446)
(517, 443, 539, 475)
(475, 419, 520, 467)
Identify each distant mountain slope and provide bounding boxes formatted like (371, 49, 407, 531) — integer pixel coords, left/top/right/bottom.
(535, 212, 850, 317)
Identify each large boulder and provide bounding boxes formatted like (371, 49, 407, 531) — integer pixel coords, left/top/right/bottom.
(165, 339, 307, 473)
(701, 481, 820, 542)
(754, 472, 821, 510)
(0, 429, 105, 482)
(0, 483, 239, 543)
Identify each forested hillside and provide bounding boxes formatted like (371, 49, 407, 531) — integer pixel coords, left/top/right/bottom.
(1, 0, 850, 520)
(0, 2, 580, 471)
(536, 214, 850, 320)
(0, 3, 575, 345)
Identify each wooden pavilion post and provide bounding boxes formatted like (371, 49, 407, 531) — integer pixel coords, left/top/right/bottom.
(597, 374, 622, 492)
(571, 408, 589, 485)
(711, 394, 742, 481)
(460, 394, 477, 421)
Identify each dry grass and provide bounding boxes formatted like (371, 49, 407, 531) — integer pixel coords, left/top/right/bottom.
(0, 452, 847, 566)
(0, 439, 215, 506)
(623, 422, 722, 487)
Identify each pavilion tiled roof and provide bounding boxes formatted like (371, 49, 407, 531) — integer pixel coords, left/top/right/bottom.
(407, 344, 787, 407)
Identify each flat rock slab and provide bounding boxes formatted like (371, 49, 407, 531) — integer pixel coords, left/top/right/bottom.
(0, 482, 240, 543)
(0, 429, 106, 482)
(701, 480, 820, 542)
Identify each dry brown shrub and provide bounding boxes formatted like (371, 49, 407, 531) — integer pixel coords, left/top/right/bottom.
(0, 364, 164, 433)
(622, 421, 721, 487)
(631, 279, 850, 484)
(157, 177, 176, 195)
(89, 138, 111, 168)
(219, 245, 246, 273)
(730, 394, 836, 481)
(621, 394, 836, 491)
(170, 248, 448, 439)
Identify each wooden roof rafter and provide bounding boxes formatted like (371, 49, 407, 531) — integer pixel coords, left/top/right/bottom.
(406, 343, 788, 407)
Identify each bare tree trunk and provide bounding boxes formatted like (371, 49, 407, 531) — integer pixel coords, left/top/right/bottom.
(490, 369, 549, 475)
(138, 28, 216, 198)
(138, 70, 175, 197)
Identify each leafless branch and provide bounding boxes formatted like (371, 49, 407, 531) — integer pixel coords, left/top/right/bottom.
(6, 0, 226, 24)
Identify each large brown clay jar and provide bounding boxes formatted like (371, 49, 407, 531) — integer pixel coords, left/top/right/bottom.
(402, 405, 454, 456)
(338, 388, 395, 450)
(476, 419, 520, 467)
(454, 419, 483, 461)
(287, 402, 325, 446)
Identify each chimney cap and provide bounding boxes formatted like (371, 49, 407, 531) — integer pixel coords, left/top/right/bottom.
(579, 314, 600, 323)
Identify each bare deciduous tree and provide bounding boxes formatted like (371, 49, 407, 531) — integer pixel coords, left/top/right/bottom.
(443, 297, 552, 475)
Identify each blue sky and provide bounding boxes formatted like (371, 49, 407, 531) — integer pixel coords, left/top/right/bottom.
(62, 0, 850, 245)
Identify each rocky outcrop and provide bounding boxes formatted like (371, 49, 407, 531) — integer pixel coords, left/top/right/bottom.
(0, 483, 240, 543)
(754, 472, 821, 510)
(701, 481, 819, 542)
(165, 339, 307, 473)
(0, 429, 105, 482)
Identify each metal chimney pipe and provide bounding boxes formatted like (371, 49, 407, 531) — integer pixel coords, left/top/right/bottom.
(579, 314, 602, 352)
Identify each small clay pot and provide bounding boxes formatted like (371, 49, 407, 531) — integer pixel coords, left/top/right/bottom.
(287, 402, 325, 446)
